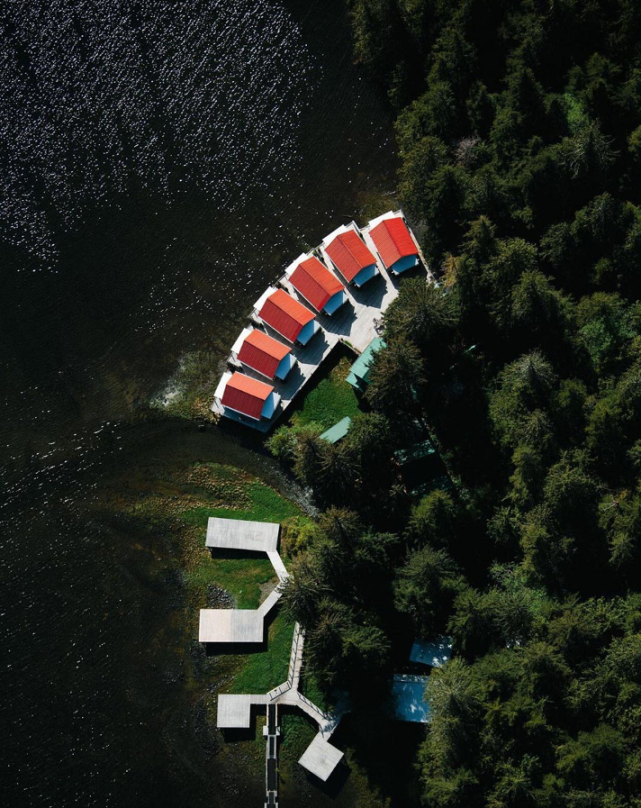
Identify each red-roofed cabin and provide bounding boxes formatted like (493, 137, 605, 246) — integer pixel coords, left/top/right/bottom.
(231, 328, 295, 381)
(255, 287, 319, 345)
(217, 372, 280, 421)
(368, 214, 420, 275)
(287, 255, 346, 315)
(323, 225, 379, 287)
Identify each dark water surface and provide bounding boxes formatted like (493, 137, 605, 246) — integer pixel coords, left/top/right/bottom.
(1, 1, 397, 806)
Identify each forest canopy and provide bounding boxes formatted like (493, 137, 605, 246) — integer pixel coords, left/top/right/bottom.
(271, 2, 641, 805)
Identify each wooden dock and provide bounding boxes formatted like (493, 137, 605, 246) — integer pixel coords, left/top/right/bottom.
(264, 703, 280, 807)
(206, 517, 280, 553)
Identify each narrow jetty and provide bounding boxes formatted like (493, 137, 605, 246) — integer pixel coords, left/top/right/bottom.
(264, 703, 279, 807)
(217, 620, 346, 793)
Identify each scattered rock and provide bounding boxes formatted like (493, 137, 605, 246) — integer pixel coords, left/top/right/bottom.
(207, 583, 234, 608)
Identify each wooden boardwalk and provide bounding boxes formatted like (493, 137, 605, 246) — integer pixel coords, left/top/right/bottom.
(199, 517, 287, 644)
(217, 620, 346, 785)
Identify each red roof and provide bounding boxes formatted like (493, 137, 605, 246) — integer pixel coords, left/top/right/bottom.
(258, 288, 315, 343)
(221, 372, 273, 419)
(369, 217, 417, 268)
(289, 257, 344, 311)
(325, 229, 376, 282)
(237, 329, 290, 379)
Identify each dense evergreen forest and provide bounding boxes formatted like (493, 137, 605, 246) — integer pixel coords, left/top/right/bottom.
(271, 2, 641, 805)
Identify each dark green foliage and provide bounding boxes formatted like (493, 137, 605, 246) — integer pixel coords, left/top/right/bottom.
(394, 544, 464, 634)
(281, 507, 399, 691)
(406, 490, 459, 550)
(383, 278, 460, 361)
(277, 3, 641, 802)
(365, 335, 425, 415)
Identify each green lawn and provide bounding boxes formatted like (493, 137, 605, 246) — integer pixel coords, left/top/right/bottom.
(181, 479, 302, 526)
(228, 614, 294, 694)
(179, 476, 306, 608)
(183, 553, 276, 609)
(279, 712, 318, 764)
(292, 357, 360, 431)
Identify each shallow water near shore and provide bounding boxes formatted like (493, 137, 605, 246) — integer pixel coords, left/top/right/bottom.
(0, 1, 403, 805)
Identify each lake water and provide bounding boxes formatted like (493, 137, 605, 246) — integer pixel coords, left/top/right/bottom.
(0, 1, 397, 806)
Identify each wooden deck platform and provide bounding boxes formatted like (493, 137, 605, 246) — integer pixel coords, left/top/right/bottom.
(206, 517, 280, 553)
(199, 518, 288, 645)
(298, 733, 344, 781)
(199, 608, 265, 644)
(217, 694, 269, 728)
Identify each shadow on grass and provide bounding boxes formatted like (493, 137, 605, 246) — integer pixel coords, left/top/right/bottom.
(203, 599, 283, 658)
(208, 547, 271, 562)
(336, 710, 425, 806)
(301, 761, 351, 798)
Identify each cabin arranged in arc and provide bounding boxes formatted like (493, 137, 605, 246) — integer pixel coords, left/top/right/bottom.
(231, 327, 296, 381)
(212, 210, 430, 431)
(322, 223, 379, 287)
(366, 212, 420, 275)
(215, 371, 281, 422)
(254, 287, 320, 345)
(286, 254, 346, 315)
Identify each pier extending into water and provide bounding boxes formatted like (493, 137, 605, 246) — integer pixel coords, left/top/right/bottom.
(217, 619, 346, 801)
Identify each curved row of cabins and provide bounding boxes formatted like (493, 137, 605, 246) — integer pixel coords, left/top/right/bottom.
(214, 211, 422, 425)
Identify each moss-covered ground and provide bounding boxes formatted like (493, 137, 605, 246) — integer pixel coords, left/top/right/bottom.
(290, 355, 361, 431)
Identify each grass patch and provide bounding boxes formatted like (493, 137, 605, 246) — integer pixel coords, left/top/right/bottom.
(177, 465, 309, 607)
(228, 614, 294, 694)
(292, 357, 360, 431)
(279, 712, 318, 764)
(181, 479, 302, 527)
(184, 553, 275, 609)
(150, 350, 222, 421)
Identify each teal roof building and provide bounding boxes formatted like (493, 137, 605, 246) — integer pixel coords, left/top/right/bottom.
(320, 416, 352, 444)
(346, 337, 385, 393)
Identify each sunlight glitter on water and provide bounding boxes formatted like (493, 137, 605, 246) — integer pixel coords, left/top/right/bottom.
(0, 0, 312, 270)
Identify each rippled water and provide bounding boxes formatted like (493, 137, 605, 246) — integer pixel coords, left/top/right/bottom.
(0, 0, 311, 268)
(0, 1, 396, 805)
